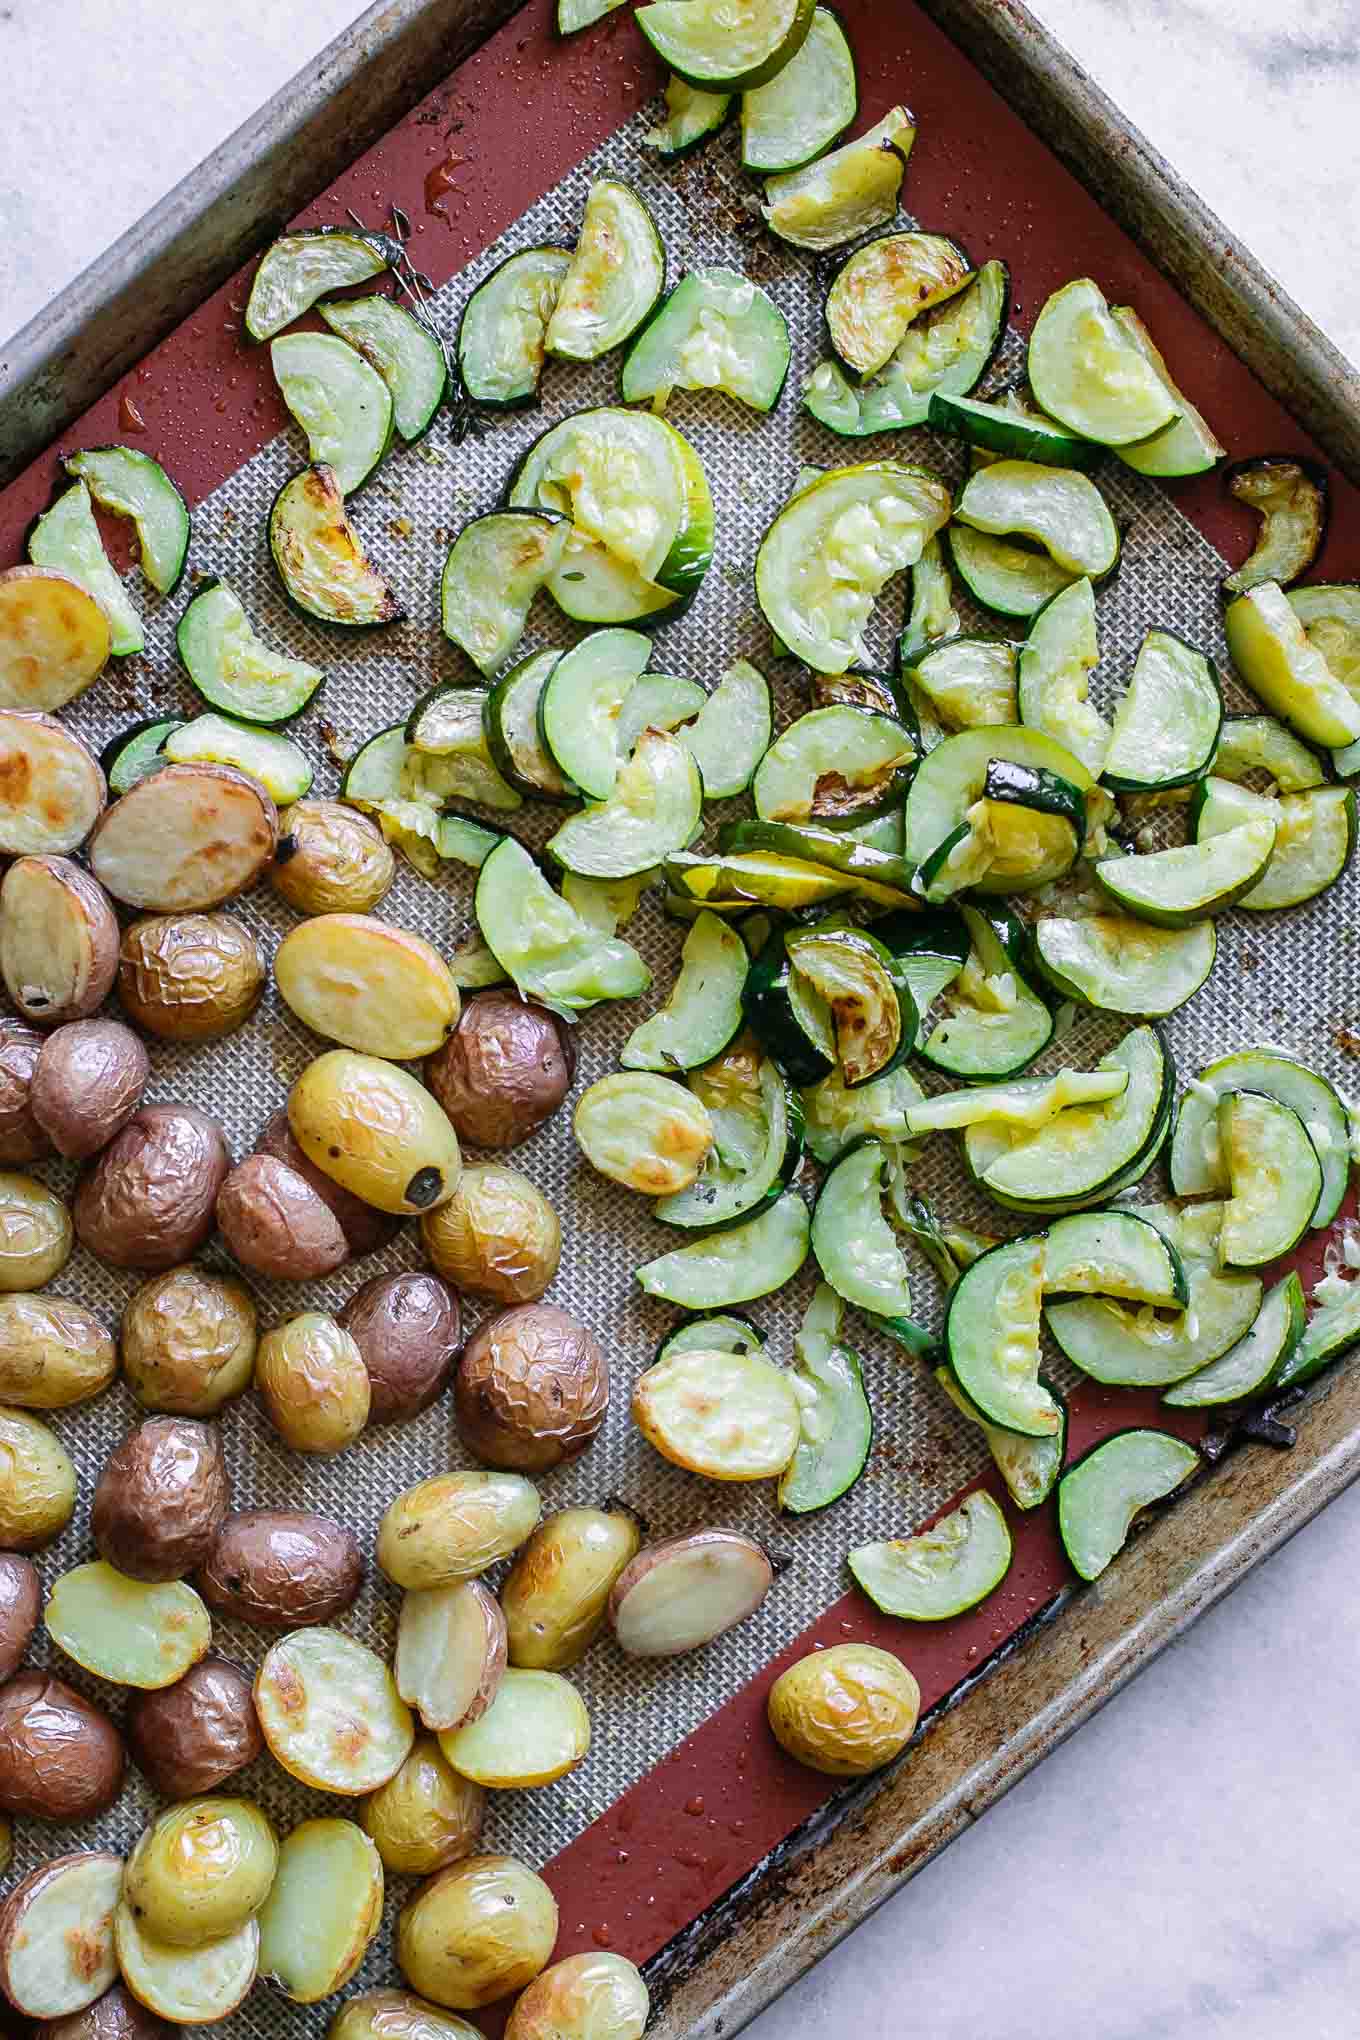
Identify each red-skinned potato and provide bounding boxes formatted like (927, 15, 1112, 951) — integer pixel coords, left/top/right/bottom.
(0, 1552, 39, 1678)
(33, 1981, 174, 2040)
(252, 1107, 399, 1261)
(125, 1655, 263, 1800)
(74, 1106, 231, 1270)
(216, 1155, 350, 1282)
(91, 1417, 231, 1581)
(454, 1303, 606, 1473)
(87, 762, 277, 912)
(0, 1672, 125, 1820)
(30, 1020, 148, 1160)
(198, 1508, 365, 1628)
(118, 913, 266, 1042)
(337, 1271, 462, 1424)
(425, 992, 575, 1149)
(0, 1017, 52, 1163)
(609, 1529, 774, 1658)
(0, 855, 119, 1026)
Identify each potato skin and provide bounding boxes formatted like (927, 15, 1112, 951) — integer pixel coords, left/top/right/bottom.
(396, 1856, 558, 2010)
(377, 1473, 540, 1591)
(255, 1311, 371, 1453)
(118, 913, 266, 1042)
(0, 1405, 77, 1549)
(425, 994, 575, 1150)
(766, 1643, 921, 1777)
(34, 1982, 174, 2040)
(91, 1417, 231, 1582)
(501, 1507, 641, 1670)
(253, 1107, 398, 1260)
(0, 1293, 116, 1408)
(0, 1552, 39, 1679)
(0, 1017, 52, 1164)
(0, 854, 119, 1024)
(216, 1155, 350, 1282)
(0, 1171, 73, 1291)
(337, 1271, 462, 1424)
(422, 1163, 560, 1305)
(0, 1671, 125, 1820)
(329, 1990, 483, 2040)
(121, 1265, 256, 1416)
(455, 1304, 606, 1473)
(30, 1019, 148, 1160)
(75, 1106, 231, 1271)
(125, 1655, 263, 1799)
(198, 1509, 364, 1629)
(503, 1952, 649, 2040)
(288, 1050, 462, 1216)
(361, 1735, 485, 1876)
(271, 799, 395, 917)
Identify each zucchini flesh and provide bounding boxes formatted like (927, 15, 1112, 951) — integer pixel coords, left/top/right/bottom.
(678, 659, 772, 800)
(947, 523, 1074, 620)
(1103, 630, 1223, 792)
(740, 5, 856, 173)
(947, 1235, 1058, 1437)
(720, 820, 914, 896)
(644, 76, 732, 158)
(103, 717, 184, 796)
(753, 705, 915, 828)
(825, 233, 972, 379)
(560, 870, 651, 936)
(800, 1062, 925, 1165)
(1042, 1209, 1186, 1307)
(558, 0, 626, 30)
(742, 929, 833, 1085)
(268, 466, 401, 628)
(778, 1284, 871, 1515)
(902, 722, 1094, 877)
(614, 675, 707, 759)
(786, 928, 913, 1088)
(1170, 1050, 1349, 1230)
(655, 1053, 803, 1232)
(439, 510, 569, 676)
(1015, 578, 1107, 775)
(850, 1491, 1012, 1619)
(538, 628, 651, 801)
(805, 261, 1008, 440)
(658, 1314, 764, 1360)
(1057, 1430, 1199, 1581)
(1275, 1273, 1360, 1392)
(905, 636, 1016, 732)
(1222, 458, 1328, 597)
(1032, 911, 1215, 1018)
(922, 904, 1053, 1080)
(1109, 307, 1225, 479)
(956, 463, 1119, 581)
(878, 910, 969, 1044)
(1193, 775, 1356, 911)
(922, 759, 1083, 900)
(270, 331, 394, 495)
(620, 268, 789, 414)
(668, 849, 853, 913)
(1212, 712, 1326, 791)
(979, 1024, 1169, 1208)
(901, 534, 961, 665)
(474, 837, 649, 1017)
(176, 580, 322, 726)
(1224, 581, 1360, 750)
(483, 649, 574, 801)
(245, 228, 394, 342)
(810, 1139, 912, 1316)
(1093, 815, 1277, 926)
(546, 181, 666, 362)
(318, 293, 447, 441)
(1218, 1090, 1321, 1268)
(906, 1067, 1127, 1137)
(163, 714, 313, 804)
(755, 461, 952, 674)
(936, 1367, 1065, 1512)
(546, 727, 703, 879)
(926, 389, 1097, 469)
(458, 247, 572, 406)
(341, 722, 408, 804)
(621, 911, 747, 1070)
(406, 685, 522, 812)
(762, 107, 915, 251)
(637, 0, 815, 91)
(28, 482, 142, 655)
(637, 1190, 810, 1305)
(63, 447, 190, 594)
(1027, 278, 1178, 447)
(1287, 585, 1360, 776)
(1163, 1271, 1305, 1408)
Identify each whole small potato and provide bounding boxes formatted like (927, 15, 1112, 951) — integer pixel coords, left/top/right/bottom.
(91, 1416, 231, 1581)
(288, 1050, 462, 1215)
(0, 1404, 76, 1549)
(30, 1019, 148, 1159)
(253, 1106, 399, 1260)
(422, 1162, 560, 1305)
(454, 1304, 605, 1473)
(425, 993, 575, 1150)
(767, 1642, 921, 1777)
(255, 1311, 371, 1453)
(378, 1471, 540, 1590)
(0, 1292, 117, 1407)
(118, 913, 266, 1042)
(0, 1552, 39, 1678)
(34, 1982, 175, 2040)
(397, 1856, 558, 2011)
(329, 1990, 482, 2040)
(124, 1796, 278, 1949)
(337, 1270, 462, 1424)
(0, 1670, 125, 1819)
(0, 1017, 53, 1163)
(502, 1506, 641, 1670)
(216, 1154, 349, 1282)
(0, 853, 119, 1024)
(0, 1170, 72, 1290)
(272, 799, 395, 916)
(361, 1734, 485, 1876)
(75, 1105, 231, 1271)
(504, 1952, 649, 2040)
(198, 1509, 365, 1629)
(122, 1264, 256, 1415)
(125, 1655, 263, 1799)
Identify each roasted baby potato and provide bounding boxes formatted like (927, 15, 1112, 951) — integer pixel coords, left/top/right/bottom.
(87, 762, 277, 912)
(197, 1508, 364, 1629)
(32, 1981, 175, 2040)
(377, 1471, 541, 1590)
(45, 1560, 212, 1689)
(0, 855, 118, 1025)
(501, 1505, 642, 1671)
(31, 1019, 149, 1159)
(288, 1050, 462, 1215)
(395, 1580, 506, 1734)
(75, 1105, 231, 1271)
(255, 1310, 371, 1453)
(0, 1671, 125, 1819)
(255, 1627, 414, 1794)
(91, 1416, 231, 1581)
(767, 1642, 921, 1776)
(503, 1952, 650, 2040)
(0, 1016, 52, 1163)
(125, 1655, 264, 1799)
(252, 1105, 399, 1259)
(257, 1818, 382, 2004)
(329, 1989, 483, 2040)
(0, 1850, 123, 2018)
(454, 1303, 606, 1473)
(0, 1170, 72, 1290)
(573, 1071, 714, 1194)
(397, 1856, 559, 2011)
(0, 1292, 117, 1407)
(439, 1668, 589, 1791)
(422, 1162, 561, 1306)
(112, 1901, 258, 2025)
(361, 1735, 486, 1876)
(271, 798, 395, 916)
(632, 1345, 801, 1481)
(121, 1263, 256, 1415)
(0, 1405, 77, 1549)
(216, 1155, 350, 1282)
(337, 1270, 462, 1424)
(275, 913, 460, 1060)
(609, 1529, 774, 1658)
(118, 913, 266, 1041)
(425, 993, 575, 1150)
(124, 1798, 278, 1950)
(0, 565, 110, 713)
(0, 1551, 39, 1678)
(0, 712, 106, 857)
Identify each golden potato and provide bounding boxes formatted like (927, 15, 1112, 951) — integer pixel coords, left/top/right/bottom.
(421, 1162, 560, 1304)
(275, 914, 459, 1060)
(255, 1311, 370, 1453)
(123, 1798, 277, 1949)
(397, 1857, 558, 2010)
(377, 1471, 540, 1590)
(361, 1735, 485, 1876)
(121, 1265, 256, 1416)
(0, 1292, 116, 1407)
(0, 1405, 76, 1549)
(0, 1171, 72, 1290)
(504, 1952, 649, 2040)
(766, 1642, 920, 1777)
(288, 1050, 462, 1214)
(501, 1505, 641, 1670)
(272, 799, 395, 916)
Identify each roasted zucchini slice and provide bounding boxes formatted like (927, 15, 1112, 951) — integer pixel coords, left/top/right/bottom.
(1224, 581, 1360, 749)
(318, 292, 448, 441)
(920, 904, 1053, 1081)
(974, 1024, 1171, 1213)
(1222, 457, 1328, 596)
(620, 268, 789, 413)
(927, 388, 1097, 469)
(558, 0, 627, 29)
(901, 534, 961, 665)
(786, 926, 913, 1088)
(439, 510, 569, 676)
(946, 523, 1075, 620)
(102, 717, 184, 795)
(1032, 911, 1215, 1018)
(778, 1283, 871, 1515)
(245, 227, 397, 342)
(1094, 815, 1278, 926)
(537, 628, 651, 801)
(936, 1366, 1066, 1511)
(1103, 630, 1222, 791)
(1213, 712, 1326, 791)
(163, 714, 313, 804)
(1109, 306, 1225, 479)
(621, 911, 747, 1071)
(762, 107, 915, 251)
(812, 1138, 913, 1316)
(457, 246, 572, 406)
(475, 837, 649, 1017)
(920, 757, 1083, 900)
(405, 684, 522, 812)
(752, 704, 915, 828)
(63, 446, 190, 594)
(644, 76, 733, 157)
(1057, 1431, 1198, 1581)
(27, 482, 142, 655)
(902, 721, 1094, 885)
(740, 5, 856, 173)
(907, 636, 1017, 731)
(268, 466, 402, 627)
(1163, 1271, 1305, 1409)
(546, 727, 703, 879)
(907, 1066, 1129, 1139)
(1015, 577, 1109, 775)
(545, 181, 666, 362)
(1192, 774, 1356, 912)
(636, 1190, 810, 1306)
(678, 658, 772, 800)
(804, 260, 1008, 440)
(946, 1235, 1058, 1438)
(1287, 583, 1360, 777)
(613, 674, 707, 758)
(850, 1491, 1012, 1620)
(1217, 1090, 1323, 1269)
(270, 332, 394, 494)
(177, 579, 321, 726)
(955, 461, 1119, 581)
(1027, 277, 1178, 446)
(636, 0, 816, 92)
(825, 233, 972, 379)
(654, 1049, 804, 1232)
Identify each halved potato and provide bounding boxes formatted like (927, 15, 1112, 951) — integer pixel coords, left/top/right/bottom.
(256, 1818, 383, 2004)
(275, 913, 460, 1059)
(87, 764, 277, 911)
(396, 1580, 507, 1733)
(254, 1625, 414, 1793)
(45, 1561, 211, 1689)
(573, 1072, 714, 1195)
(632, 1346, 801, 1479)
(0, 712, 106, 856)
(396, 1857, 558, 2012)
(0, 1851, 122, 2017)
(377, 1471, 541, 1590)
(501, 1505, 642, 1671)
(113, 1904, 258, 2025)
(438, 1667, 590, 1788)
(0, 566, 110, 711)
(123, 1799, 277, 1950)
(609, 1528, 773, 1656)
(0, 855, 118, 1027)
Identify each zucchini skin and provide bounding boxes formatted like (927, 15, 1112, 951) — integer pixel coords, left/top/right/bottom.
(741, 931, 834, 1086)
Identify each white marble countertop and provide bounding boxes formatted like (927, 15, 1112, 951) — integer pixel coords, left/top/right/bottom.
(3, 4, 1360, 2036)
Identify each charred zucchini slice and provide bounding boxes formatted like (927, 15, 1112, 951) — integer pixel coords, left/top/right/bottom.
(805, 261, 1008, 440)
(740, 5, 856, 173)
(1103, 630, 1222, 791)
(405, 684, 522, 812)
(244, 227, 397, 342)
(752, 704, 915, 828)
(785, 927, 913, 1087)
(27, 482, 143, 655)
(825, 233, 972, 379)
(1224, 581, 1360, 749)
(850, 1491, 1012, 1619)
(620, 268, 789, 413)
(644, 76, 733, 157)
(1015, 577, 1109, 775)
(546, 727, 703, 879)
(762, 107, 915, 251)
(614, 674, 707, 758)
(457, 246, 572, 406)
(678, 658, 772, 800)
(955, 463, 1119, 581)
(63, 447, 190, 594)
(270, 332, 394, 495)
(268, 466, 402, 628)
(1057, 1430, 1198, 1581)
(538, 628, 652, 801)
(1027, 277, 1178, 447)
(1223, 457, 1328, 596)
(1032, 912, 1215, 1017)
(318, 293, 447, 441)
(906, 636, 1017, 731)
(621, 911, 747, 1071)
(947, 524, 1075, 621)
(1109, 307, 1225, 479)
(440, 510, 569, 676)
(545, 181, 666, 362)
(1192, 775, 1356, 912)
(177, 580, 322, 725)
(778, 1283, 871, 1515)
(636, 0, 815, 92)
(475, 836, 649, 1017)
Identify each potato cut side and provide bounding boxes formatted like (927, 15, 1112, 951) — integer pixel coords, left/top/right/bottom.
(0, 567, 110, 712)
(275, 913, 460, 1059)
(632, 1346, 801, 1478)
(573, 1072, 714, 1195)
(0, 1851, 122, 2016)
(45, 1562, 211, 1689)
(610, 1529, 773, 1656)
(0, 855, 119, 1025)
(256, 1818, 383, 2004)
(0, 712, 106, 857)
(439, 1667, 590, 1787)
(396, 1580, 507, 1733)
(88, 764, 277, 911)
(114, 1904, 258, 2024)
(255, 1626, 414, 1793)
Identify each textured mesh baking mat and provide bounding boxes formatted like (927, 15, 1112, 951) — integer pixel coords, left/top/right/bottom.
(12, 89, 1360, 2032)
